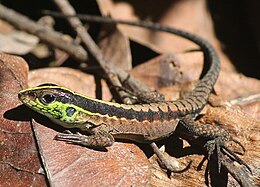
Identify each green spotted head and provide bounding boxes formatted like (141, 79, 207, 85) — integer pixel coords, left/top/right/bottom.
(18, 84, 95, 129)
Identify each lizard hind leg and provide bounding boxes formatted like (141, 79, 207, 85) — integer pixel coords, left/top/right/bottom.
(177, 117, 251, 173)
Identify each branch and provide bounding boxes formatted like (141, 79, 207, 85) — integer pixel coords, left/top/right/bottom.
(0, 4, 87, 62)
(52, 0, 150, 104)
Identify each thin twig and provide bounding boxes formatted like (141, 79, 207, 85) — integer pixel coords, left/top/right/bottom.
(0, 4, 87, 62)
(52, 0, 150, 104)
(228, 93, 260, 106)
(221, 158, 254, 187)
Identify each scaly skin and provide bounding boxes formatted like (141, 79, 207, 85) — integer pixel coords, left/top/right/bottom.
(18, 84, 250, 173)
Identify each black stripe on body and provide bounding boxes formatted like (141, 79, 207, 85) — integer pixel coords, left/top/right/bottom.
(54, 92, 181, 122)
(74, 94, 154, 122)
(42, 87, 194, 122)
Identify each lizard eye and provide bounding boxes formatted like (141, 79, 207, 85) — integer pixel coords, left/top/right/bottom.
(40, 93, 56, 105)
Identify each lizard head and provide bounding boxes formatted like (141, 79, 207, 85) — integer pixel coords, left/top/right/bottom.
(18, 84, 94, 129)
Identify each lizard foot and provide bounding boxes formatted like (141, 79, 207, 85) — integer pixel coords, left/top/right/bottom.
(178, 117, 252, 174)
(204, 135, 252, 173)
(54, 131, 115, 148)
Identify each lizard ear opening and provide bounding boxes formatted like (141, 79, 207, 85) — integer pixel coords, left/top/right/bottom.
(66, 107, 76, 117)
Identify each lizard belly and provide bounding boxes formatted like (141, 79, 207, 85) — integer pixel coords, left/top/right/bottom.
(111, 118, 180, 143)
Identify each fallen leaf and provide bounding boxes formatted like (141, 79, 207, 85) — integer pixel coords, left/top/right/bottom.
(28, 67, 112, 101)
(34, 123, 150, 187)
(0, 53, 46, 186)
(97, 23, 132, 70)
(0, 31, 39, 55)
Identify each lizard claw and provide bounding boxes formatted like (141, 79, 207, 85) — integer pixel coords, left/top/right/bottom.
(204, 137, 226, 173)
(204, 136, 252, 173)
(221, 137, 252, 173)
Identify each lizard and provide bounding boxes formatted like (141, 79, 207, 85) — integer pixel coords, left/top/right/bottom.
(18, 14, 251, 175)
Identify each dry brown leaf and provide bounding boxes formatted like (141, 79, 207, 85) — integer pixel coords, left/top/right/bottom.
(131, 52, 203, 89)
(34, 123, 150, 187)
(0, 20, 39, 55)
(240, 100, 260, 120)
(97, 23, 132, 70)
(97, 0, 217, 53)
(28, 67, 112, 101)
(0, 29, 39, 55)
(0, 53, 46, 186)
(216, 70, 260, 100)
(97, 0, 247, 76)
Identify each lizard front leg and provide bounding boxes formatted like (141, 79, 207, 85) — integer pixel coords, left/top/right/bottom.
(54, 126, 115, 148)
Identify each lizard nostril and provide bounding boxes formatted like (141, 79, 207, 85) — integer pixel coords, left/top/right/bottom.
(18, 92, 22, 99)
